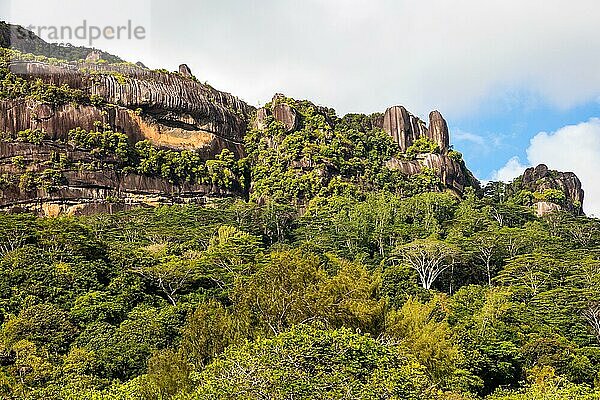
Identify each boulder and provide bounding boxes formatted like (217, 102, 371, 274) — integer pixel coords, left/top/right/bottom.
(178, 63, 193, 78)
(520, 164, 584, 215)
(272, 103, 298, 133)
(428, 110, 450, 152)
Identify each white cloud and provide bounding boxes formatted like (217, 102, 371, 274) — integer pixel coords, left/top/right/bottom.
(527, 118, 600, 217)
(491, 156, 528, 183)
(453, 130, 486, 147)
(6, 0, 600, 117)
(494, 118, 600, 216)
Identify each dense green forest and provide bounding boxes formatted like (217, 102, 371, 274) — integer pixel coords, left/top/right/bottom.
(0, 190, 599, 399)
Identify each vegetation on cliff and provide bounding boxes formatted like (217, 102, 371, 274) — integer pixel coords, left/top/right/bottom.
(246, 96, 443, 203)
(0, 21, 123, 63)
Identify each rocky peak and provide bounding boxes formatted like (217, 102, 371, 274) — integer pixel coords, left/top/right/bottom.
(519, 164, 584, 215)
(379, 106, 428, 152)
(428, 110, 450, 152)
(253, 94, 299, 133)
(178, 64, 194, 78)
(374, 105, 478, 194)
(376, 106, 450, 153)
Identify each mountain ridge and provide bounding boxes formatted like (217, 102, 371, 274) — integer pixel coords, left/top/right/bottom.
(0, 22, 585, 217)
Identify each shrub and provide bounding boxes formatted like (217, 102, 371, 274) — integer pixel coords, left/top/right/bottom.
(405, 137, 440, 158)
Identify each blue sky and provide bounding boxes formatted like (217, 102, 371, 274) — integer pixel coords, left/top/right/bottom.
(451, 94, 600, 180)
(5, 0, 600, 214)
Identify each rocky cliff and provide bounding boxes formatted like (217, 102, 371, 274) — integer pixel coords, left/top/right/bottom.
(0, 140, 236, 216)
(253, 94, 479, 197)
(518, 164, 584, 216)
(0, 29, 252, 215)
(374, 106, 476, 193)
(4, 61, 251, 155)
(0, 22, 586, 216)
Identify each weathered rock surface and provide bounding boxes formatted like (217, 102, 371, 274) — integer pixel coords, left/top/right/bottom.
(254, 108, 270, 131)
(379, 106, 428, 153)
(178, 64, 193, 78)
(520, 164, 584, 215)
(0, 99, 244, 158)
(375, 106, 450, 153)
(271, 103, 298, 132)
(0, 48, 252, 215)
(387, 153, 478, 194)
(375, 105, 476, 193)
(0, 141, 238, 217)
(6, 61, 252, 154)
(428, 111, 450, 152)
(254, 94, 299, 133)
(252, 94, 479, 196)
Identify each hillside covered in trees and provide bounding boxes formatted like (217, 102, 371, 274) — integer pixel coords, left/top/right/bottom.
(0, 22, 599, 400)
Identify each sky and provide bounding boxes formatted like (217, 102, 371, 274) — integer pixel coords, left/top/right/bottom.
(3, 0, 600, 215)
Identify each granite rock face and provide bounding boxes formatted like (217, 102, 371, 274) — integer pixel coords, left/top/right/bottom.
(521, 164, 584, 215)
(0, 52, 252, 215)
(6, 61, 252, 155)
(380, 106, 428, 152)
(428, 111, 450, 152)
(254, 94, 299, 133)
(271, 103, 299, 133)
(386, 153, 478, 194)
(178, 64, 194, 78)
(376, 106, 450, 153)
(375, 105, 476, 193)
(0, 24, 584, 215)
(0, 141, 237, 216)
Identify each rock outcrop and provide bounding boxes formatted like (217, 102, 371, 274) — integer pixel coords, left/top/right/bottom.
(428, 111, 450, 152)
(0, 141, 238, 216)
(387, 153, 478, 194)
(8, 23, 585, 216)
(520, 164, 584, 215)
(178, 64, 193, 78)
(254, 94, 299, 133)
(376, 106, 450, 153)
(0, 31, 253, 215)
(375, 105, 476, 193)
(271, 103, 298, 133)
(252, 94, 479, 196)
(379, 106, 429, 153)
(5, 61, 252, 156)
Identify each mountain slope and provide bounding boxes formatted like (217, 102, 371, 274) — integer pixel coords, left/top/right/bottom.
(0, 22, 584, 217)
(0, 20, 123, 63)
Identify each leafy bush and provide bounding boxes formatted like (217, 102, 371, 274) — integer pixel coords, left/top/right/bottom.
(405, 137, 441, 158)
(16, 128, 45, 145)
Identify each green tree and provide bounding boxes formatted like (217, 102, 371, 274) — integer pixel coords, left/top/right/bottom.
(181, 325, 436, 400)
(394, 238, 461, 290)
